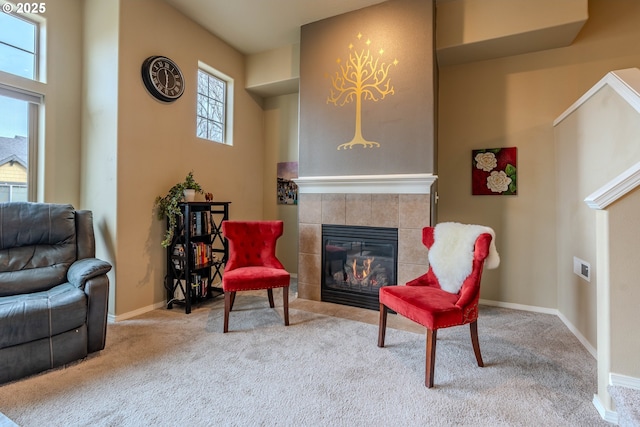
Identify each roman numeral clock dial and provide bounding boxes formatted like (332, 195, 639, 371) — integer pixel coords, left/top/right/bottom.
(141, 56, 185, 102)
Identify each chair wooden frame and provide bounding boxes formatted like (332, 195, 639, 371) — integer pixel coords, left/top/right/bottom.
(223, 287, 289, 333)
(378, 305, 483, 388)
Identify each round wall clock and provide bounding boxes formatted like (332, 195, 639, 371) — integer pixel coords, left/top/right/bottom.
(141, 55, 185, 102)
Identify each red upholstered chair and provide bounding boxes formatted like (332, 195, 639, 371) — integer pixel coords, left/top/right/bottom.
(378, 223, 496, 388)
(221, 220, 290, 333)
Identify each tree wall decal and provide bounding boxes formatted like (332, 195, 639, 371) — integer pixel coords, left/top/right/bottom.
(326, 33, 398, 150)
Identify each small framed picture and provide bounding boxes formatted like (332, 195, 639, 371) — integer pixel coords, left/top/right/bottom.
(277, 162, 298, 205)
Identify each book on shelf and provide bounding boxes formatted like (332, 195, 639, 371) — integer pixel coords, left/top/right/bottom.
(190, 241, 213, 268)
(189, 273, 209, 299)
(171, 276, 209, 302)
(190, 211, 212, 236)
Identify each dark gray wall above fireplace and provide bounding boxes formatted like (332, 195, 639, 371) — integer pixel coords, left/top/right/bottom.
(298, 0, 436, 177)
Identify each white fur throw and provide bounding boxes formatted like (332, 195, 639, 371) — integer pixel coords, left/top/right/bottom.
(428, 222, 500, 294)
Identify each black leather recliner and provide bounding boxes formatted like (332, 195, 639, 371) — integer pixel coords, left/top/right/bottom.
(0, 202, 112, 384)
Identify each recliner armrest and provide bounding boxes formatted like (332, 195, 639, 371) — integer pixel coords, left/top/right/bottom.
(68, 258, 112, 288)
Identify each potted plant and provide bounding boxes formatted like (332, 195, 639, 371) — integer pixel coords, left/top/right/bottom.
(182, 170, 202, 202)
(154, 171, 203, 247)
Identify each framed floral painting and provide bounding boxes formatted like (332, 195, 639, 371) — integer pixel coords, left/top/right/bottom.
(472, 147, 517, 195)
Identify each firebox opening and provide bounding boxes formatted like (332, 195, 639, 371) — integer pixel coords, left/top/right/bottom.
(322, 224, 398, 310)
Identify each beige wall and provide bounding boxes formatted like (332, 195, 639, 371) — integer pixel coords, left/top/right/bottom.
(609, 190, 640, 378)
(82, 0, 119, 314)
(263, 93, 299, 274)
(438, 0, 640, 349)
(436, 0, 587, 65)
(82, 0, 266, 317)
(42, 0, 84, 204)
(554, 73, 640, 411)
(246, 45, 300, 97)
(555, 83, 640, 350)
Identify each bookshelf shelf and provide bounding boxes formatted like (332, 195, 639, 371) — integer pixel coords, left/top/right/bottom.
(165, 201, 230, 313)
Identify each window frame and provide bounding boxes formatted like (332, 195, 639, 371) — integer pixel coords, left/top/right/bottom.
(196, 62, 234, 146)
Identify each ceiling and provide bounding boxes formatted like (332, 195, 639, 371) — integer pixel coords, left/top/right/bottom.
(162, 0, 389, 55)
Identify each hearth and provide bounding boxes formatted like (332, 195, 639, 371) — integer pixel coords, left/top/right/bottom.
(322, 224, 398, 310)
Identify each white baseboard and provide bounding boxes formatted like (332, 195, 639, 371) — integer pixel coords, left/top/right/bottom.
(610, 373, 640, 390)
(479, 299, 597, 359)
(593, 394, 619, 424)
(606, 374, 640, 425)
(556, 311, 597, 359)
(479, 298, 558, 315)
(108, 301, 165, 322)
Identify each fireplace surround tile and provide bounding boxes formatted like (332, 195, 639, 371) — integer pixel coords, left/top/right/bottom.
(399, 194, 431, 228)
(398, 262, 430, 286)
(298, 252, 321, 300)
(299, 193, 322, 223)
(398, 227, 428, 265)
(371, 194, 399, 227)
(321, 194, 346, 225)
(299, 223, 321, 254)
(345, 194, 372, 226)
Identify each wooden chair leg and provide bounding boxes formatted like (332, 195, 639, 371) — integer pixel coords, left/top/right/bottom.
(223, 292, 232, 333)
(283, 286, 289, 326)
(426, 328, 437, 388)
(378, 303, 388, 347)
(267, 288, 275, 308)
(229, 291, 236, 311)
(470, 320, 484, 367)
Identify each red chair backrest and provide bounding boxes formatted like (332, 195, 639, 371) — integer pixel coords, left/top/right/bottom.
(422, 227, 492, 310)
(222, 221, 285, 271)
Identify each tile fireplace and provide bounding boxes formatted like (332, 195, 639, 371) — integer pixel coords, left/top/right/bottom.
(295, 174, 436, 310)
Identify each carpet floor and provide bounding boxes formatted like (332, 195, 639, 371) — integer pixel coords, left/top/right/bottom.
(0, 293, 608, 426)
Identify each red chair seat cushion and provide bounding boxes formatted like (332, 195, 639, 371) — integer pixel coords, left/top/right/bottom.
(222, 266, 290, 292)
(379, 285, 464, 330)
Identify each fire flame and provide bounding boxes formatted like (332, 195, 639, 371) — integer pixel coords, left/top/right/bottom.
(351, 257, 374, 279)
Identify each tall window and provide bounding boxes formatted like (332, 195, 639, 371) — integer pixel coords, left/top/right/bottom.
(197, 64, 233, 145)
(0, 12, 41, 201)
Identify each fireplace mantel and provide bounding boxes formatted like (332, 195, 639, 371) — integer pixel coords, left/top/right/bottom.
(294, 174, 437, 194)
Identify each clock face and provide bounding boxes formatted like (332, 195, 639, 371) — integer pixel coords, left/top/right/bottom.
(141, 56, 185, 102)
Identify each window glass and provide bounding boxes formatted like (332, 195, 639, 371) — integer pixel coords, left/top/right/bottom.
(196, 68, 228, 144)
(0, 13, 37, 79)
(0, 185, 9, 202)
(0, 94, 31, 202)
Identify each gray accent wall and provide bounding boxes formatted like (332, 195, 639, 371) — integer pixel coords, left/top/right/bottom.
(299, 0, 435, 177)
